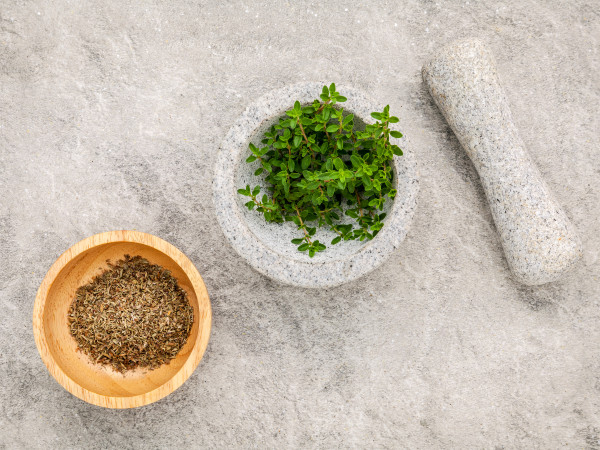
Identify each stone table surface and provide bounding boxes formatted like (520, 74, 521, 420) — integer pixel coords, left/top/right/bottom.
(1, 1, 598, 448)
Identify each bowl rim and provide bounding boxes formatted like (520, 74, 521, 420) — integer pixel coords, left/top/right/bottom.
(213, 82, 419, 288)
(32, 230, 212, 409)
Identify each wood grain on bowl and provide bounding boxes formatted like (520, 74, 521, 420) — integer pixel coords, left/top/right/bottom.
(32, 230, 211, 409)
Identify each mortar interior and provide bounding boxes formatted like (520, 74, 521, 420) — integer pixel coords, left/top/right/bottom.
(234, 108, 399, 263)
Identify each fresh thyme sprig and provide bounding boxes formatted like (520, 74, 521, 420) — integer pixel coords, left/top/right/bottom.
(238, 83, 403, 257)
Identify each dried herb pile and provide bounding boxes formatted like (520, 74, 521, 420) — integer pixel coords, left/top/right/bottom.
(68, 255, 194, 373)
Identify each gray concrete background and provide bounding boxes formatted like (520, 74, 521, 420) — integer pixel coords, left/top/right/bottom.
(1, 0, 599, 448)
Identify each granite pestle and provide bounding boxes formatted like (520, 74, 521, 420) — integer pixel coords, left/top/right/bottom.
(422, 39, 581, 285)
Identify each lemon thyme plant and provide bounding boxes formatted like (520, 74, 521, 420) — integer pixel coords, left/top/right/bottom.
(238, 83, 403, 257)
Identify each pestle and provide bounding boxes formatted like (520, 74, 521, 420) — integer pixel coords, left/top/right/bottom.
(422, 39, 581, 285)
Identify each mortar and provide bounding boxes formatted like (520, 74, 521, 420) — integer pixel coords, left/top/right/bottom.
(213, 83, 419, 288)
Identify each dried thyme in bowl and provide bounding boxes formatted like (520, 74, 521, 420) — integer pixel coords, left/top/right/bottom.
(68, 255, 194, 373)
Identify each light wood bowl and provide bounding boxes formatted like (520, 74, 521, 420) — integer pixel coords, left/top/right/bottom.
(33, 230, 212, 409)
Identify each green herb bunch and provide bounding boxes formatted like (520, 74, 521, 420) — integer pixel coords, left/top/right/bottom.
(238, 83, 403, 257)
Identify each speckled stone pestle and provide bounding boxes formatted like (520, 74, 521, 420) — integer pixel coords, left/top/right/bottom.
(422, 39, 581, 285)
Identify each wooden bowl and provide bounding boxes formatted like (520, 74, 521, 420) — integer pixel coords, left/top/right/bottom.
(32, 230, 212, 409)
